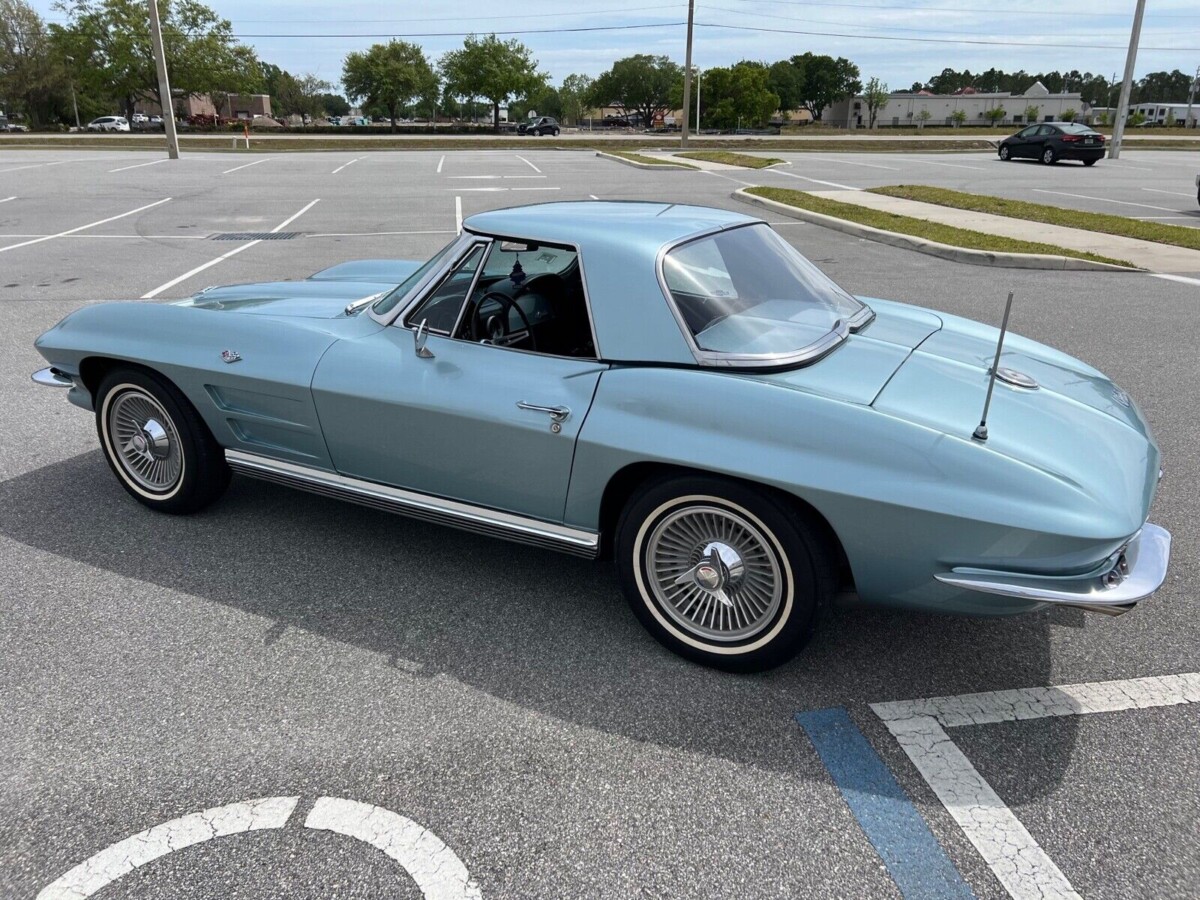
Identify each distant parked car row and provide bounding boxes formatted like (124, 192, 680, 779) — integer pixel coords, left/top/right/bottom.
(0, 115, 29, 133)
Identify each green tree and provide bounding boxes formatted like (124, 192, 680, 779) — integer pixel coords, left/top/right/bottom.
(52, 0, 260, 121)
(950, 108, 967, 127)
(1024, 103, 1040, 123)
(984, 106, 1006, 127)
(559, 73, 592, 126)
(915, 108, 932, 129)
(262, 66, 330, 119)
(1060, 107, 1076, 122)
(1135, 70, 1192, 104)
(862, 76, 889, 128)
(343, 40, 436, 133)
(318, 93, 349, 117)
(1, 0, 65, 126)
(789, 53, 860, 121)
(767, 59, 803, 119)
(588, 54, 681, 129)
(440, 33, 542, 131)
(697, 62, 779, 130)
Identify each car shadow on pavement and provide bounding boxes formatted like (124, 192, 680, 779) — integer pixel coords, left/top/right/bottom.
(1, 450, 1077, 796)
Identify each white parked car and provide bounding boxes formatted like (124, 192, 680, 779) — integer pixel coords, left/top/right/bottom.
(130, 113, 148, 123)
(86, 116, 130, 133)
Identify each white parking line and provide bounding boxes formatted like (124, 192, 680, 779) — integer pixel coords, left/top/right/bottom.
(331, 157, 362, 174)
(306, 798, 481, 900)
(1131, 216, 1199, 220)
(455, 195, 463, 233)
(0, 196, 14, 203)
(308, 229, 456, 238)
(1142, 188, 1197, 199)
(905, 158, 988, 171)
(109, 158, 171, 173)
(437, 154, 445, 173)
(451, 186, 560, 192)
(448, 175, 545, 179)
(1031, 189, 1180, 213)
(873, 672, 1200, 900)
(0, 233, 209, 240)
(0, 198, 171, 254)
(37, 796, 299, 900)
(1150, 273, 1200, 287)
(589, 194, 599, 199)
(515, 154, 541, 172)
(768, 169, 860, 191)
(141, 198, 319, 299)
(796, 155, 898, 171)
(223, 158, 272, 175)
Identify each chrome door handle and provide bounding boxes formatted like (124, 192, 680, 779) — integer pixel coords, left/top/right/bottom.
(517, 401, 570, 422)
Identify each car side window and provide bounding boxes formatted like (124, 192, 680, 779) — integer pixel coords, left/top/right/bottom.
(404, 244, 485, 334)
(1019, 126, 1038, 138)
(1037, 125, 1055, 137)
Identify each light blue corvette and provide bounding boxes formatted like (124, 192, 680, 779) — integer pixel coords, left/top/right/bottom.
(33, 201, 1170, 670)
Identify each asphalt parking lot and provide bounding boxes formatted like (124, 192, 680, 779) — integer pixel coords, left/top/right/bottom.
(2, 146, 1198, 899)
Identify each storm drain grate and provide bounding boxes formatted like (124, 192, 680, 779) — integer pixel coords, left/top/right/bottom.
(211, 232, 301, 241)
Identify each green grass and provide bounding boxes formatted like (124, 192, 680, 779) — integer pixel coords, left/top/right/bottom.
(676, 150, 785, 168)
(869, 185, 1200, 252)
(599, 150, 697, 168)
(746, 187, 1134, 268)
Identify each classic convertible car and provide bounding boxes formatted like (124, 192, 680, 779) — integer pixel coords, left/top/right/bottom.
(33, 201, 1170, 670)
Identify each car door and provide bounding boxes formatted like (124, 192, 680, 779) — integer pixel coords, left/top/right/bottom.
(1011, 125, 1037, 157)
(311, 237, 608, 523)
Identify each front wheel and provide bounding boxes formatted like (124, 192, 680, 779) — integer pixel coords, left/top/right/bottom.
(999, 144, 1011, 160)
(96, 368, 230, 514)
(616, 476, 834, 672)
(1041, 147, 1056, 165)
(1084, 159, 1097, 167)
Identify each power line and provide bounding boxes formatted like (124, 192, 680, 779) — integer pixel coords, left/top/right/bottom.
(696, 21, 1200, 51)
(720, 0, 1200, 18)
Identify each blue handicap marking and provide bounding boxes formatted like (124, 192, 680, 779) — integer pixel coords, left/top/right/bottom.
(796, 707, 975, 900)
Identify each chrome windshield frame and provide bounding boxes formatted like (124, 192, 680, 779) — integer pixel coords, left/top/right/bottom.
(655, 221, 874, 370)
(368, 233, 477, 327)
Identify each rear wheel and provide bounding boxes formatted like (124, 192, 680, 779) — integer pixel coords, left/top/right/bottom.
(616, 475, 834, 672)
(95, 368, 230, 514)
(1084, 159, 1097, 167)
(1041, 146, 1056, 165)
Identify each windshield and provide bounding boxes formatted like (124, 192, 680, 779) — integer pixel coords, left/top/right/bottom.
(372, 237, 461, 315)
(662, 224, 869, 365)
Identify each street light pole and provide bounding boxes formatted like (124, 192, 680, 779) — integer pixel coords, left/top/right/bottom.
(1109, 0, 1146, 159)
(65, 55, 80, 130)
(1185, 65, 1200, 129)
(147, 0, 180, 159)
(695, 68, 701, 133)
(680, 0, 694, 147)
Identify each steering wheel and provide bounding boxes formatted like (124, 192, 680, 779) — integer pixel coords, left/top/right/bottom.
(467, 291, 538, 350)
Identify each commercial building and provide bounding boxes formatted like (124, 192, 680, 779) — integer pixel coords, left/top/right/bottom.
(824, 82, 1088, 129)
(135, 93, 273, 120)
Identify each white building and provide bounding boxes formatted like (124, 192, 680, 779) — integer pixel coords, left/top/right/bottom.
(1131, 102, 1196, 126)
(825, 82, 1088, 129)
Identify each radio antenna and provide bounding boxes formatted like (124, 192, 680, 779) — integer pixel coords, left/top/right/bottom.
(973, 290, 1015, 442)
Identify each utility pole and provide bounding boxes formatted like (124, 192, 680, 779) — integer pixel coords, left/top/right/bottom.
(1185, 65, 1200, 129)
(147, 0, 180, 159)
(65, 55, 80, 130)
(695, 68, 701, 133)
(680, 0, 694, 148)
(1109, 0, 1146, 159)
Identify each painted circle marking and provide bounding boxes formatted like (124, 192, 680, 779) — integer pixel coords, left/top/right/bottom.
(37, 796, 481, 900)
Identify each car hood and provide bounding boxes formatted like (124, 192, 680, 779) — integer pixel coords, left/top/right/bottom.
(873, 307, 1159, 528)
(174, 279, 399, 319)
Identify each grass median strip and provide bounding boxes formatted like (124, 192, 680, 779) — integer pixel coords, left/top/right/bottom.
(870, 185, 1200, 252)
(599, 150, 697, 168)
(676, 151, 785, 168)
(746, 186, 1133, 268)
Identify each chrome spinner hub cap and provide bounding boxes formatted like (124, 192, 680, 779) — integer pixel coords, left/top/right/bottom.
(109, 391, 182, 491)
(646, 505, 783, 642)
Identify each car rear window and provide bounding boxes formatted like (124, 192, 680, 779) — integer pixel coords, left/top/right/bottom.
(1058, 123, 1096, 134)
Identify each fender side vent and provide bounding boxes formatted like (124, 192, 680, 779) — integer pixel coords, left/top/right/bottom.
(211, 232, 300, 241)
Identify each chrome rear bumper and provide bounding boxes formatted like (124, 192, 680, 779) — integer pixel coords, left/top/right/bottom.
(32, 367, 74, 388)
(935, 523, 1172, 616)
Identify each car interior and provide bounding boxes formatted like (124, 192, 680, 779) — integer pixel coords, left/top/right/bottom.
(406, 239, 596, 359)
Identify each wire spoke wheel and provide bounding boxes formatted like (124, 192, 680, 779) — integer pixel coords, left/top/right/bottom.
(107, 389, 183, 492)
(644, 503, 783, 642)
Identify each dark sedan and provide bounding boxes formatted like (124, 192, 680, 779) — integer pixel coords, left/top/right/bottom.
(998, 122, 1106, 166)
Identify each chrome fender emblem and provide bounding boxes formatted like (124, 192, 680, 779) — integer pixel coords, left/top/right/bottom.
(221, 349, 242, 364)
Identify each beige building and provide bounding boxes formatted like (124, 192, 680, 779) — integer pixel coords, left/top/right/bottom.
(136, 93, 273, 120)
(825, 82, 1088, 129)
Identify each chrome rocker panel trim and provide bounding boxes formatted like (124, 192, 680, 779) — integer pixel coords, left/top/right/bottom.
(32, 367, 74, 388)
(225, 449, 601, 558)
(936, 522, 1171, 616)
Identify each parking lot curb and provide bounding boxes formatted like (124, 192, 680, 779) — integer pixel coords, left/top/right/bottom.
(733, 189, 1141, 272)
(595, 150, 695, 170)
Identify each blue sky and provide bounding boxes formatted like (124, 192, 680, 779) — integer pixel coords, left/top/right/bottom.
(30, 0, 1200, 95)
